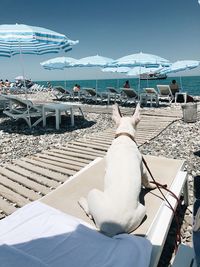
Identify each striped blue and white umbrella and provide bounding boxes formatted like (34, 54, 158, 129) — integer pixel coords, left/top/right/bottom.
(0, 24, 79, 57)
(41, 56, 78, 70)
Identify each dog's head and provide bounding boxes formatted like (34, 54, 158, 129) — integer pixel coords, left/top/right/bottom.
(112, 103, 140, 132)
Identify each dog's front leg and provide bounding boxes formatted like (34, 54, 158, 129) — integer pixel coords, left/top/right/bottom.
(141, 163, 156, 189)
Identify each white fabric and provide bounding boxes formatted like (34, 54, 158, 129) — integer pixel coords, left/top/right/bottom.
(0, 201, 152, 267)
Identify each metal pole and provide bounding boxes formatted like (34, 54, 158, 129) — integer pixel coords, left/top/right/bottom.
(19, 40, 31, 128)
(19, 40, 27, 97)
(179, 76, 183, 91)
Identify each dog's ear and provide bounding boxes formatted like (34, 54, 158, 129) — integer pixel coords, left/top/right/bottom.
(132, 103, 140, 125)
(112, 104, 122, 125)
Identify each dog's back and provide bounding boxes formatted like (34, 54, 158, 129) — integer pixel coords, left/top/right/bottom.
(79, 104, 151, 236)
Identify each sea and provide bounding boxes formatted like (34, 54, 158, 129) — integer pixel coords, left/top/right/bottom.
(37, 76, 200, 96)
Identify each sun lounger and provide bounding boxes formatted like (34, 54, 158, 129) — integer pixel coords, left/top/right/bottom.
(40, 155, 188, 267)
(3, 95, 44, 128)
(140, 88, 159, 107)
(0, 155, 188, 267)
(0, 95, 9, 110)
(120, 88, 138, 106)
(156, 85, 174, 104)
(106, 87, 122, 104)
(82, 88, 108, 104)
(52, 86, 72, 100)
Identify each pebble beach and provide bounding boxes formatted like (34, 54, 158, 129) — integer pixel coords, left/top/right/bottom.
(0, 92, 199, 266)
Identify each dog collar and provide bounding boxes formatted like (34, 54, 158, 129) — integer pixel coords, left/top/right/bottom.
(114, 132, 136, 143)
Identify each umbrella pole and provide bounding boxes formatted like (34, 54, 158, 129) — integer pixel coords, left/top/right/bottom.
(19, 40, 27, 98)
(117, 79, 119, 88)
(179, 76, 183, 91)
(95, 79, 98, 90)
(19, 40, 31, 128)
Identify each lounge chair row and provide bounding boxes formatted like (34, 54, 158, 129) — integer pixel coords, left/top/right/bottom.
(52, 85, 177, 107)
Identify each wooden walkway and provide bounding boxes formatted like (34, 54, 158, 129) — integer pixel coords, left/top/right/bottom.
(0, 107, 182, 218)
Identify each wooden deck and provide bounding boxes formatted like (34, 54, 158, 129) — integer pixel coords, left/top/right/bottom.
(0, 107, 183, 218)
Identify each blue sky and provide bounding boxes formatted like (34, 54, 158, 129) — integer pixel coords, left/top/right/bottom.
(0, 0, 200, 81)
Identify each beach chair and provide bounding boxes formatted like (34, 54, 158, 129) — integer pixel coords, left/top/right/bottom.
(0, 95, 9, 110)
(106, 87, 122, 104)
(120, 88, 138, 106)
(140, 88, 159, 107)
(0, 155, 188, 267)
(52, 86, 72, 100)
(82, 88, 108, 104)
(156, 85, 174, 104)
(40, 155, 188, 267)
(3, 95, 44, 128)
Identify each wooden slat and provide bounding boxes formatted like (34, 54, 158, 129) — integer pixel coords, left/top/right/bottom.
(6, 165, 59, 188)
(36, 152, 87, 167)
(15, 160, 67, 183)
(0, 183, 30, 207)
(70, 141, 108, 151)
(22, 158, 75, 176)
(31, 156, 82, 171)
(40, 151, 90, 164)
(61, 145, 106, 157)
(0, 197, 17, 215)
(50, 149, 98, 160)
(0, 167, 50, 195)
(0, 174, 40, 201)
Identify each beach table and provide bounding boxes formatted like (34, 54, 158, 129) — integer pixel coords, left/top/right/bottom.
(42, 103, 84, 130)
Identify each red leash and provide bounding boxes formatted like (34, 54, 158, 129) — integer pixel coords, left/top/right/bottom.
(114, 132, 182, 250)
(142, 155, 181, 250)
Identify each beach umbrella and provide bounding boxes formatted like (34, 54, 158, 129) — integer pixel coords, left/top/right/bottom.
(40, 56, 78, 70)
(112, 52, 170, 68)
(15, 75, 27, 80)
(74, 55, 114, 67)
(0, 24, 79, 87)
(159, 60, 199, 75)
(102, 67, 131, 73)
(0, 24, 78, 57)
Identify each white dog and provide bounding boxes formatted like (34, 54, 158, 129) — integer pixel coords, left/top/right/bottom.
(79, 103, 154, 236)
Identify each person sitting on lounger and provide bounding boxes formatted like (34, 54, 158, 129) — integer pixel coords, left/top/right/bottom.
(169, 79, 194, 103)
(73, 84, 81, 92)
(0, 79, 4, 91)
(169, 79, 179, 96)
(123, 80, 130, 88)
